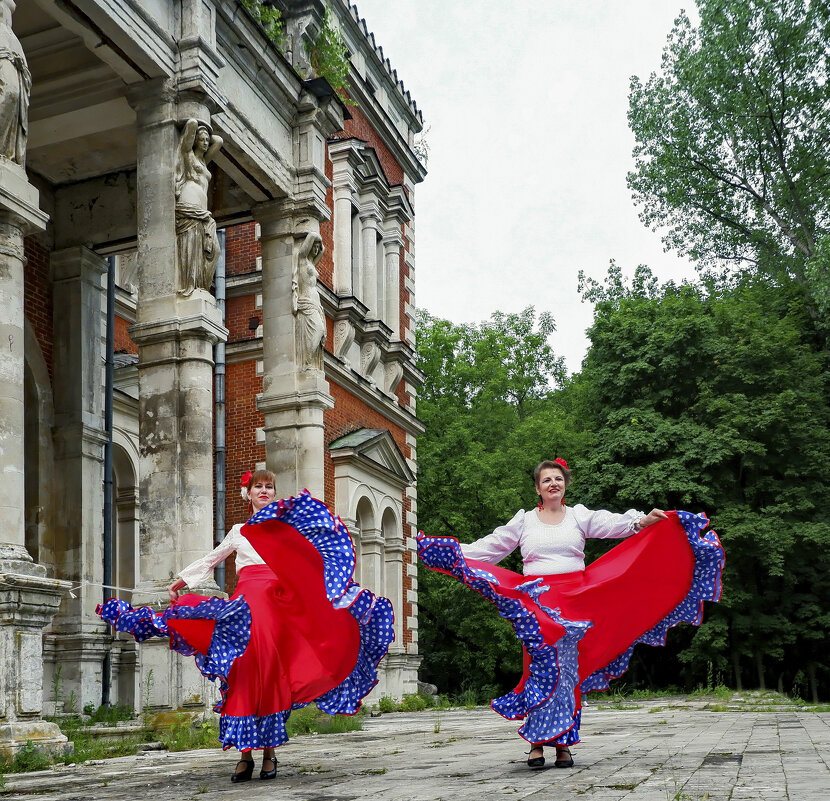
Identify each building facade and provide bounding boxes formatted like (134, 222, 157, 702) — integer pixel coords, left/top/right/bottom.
(0, 0, 425, 756)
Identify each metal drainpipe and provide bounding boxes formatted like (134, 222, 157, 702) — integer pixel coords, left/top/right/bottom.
(102, 254, 115, 708)
(214, 230, 227, 591)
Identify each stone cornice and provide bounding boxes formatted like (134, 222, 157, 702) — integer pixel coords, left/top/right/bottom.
(324, 353, 424, 436)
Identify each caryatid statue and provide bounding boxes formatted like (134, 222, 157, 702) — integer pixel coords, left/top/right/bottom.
(0, 0, 31, 167)
(175, 119, 222, 296)
(293, 232, 327, 371)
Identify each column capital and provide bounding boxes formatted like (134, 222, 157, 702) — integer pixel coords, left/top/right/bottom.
(0, 163, 48, 234)
(253, 197, 329, 236)
(50, 246, 107, 283)
(126, 77, 178, 125)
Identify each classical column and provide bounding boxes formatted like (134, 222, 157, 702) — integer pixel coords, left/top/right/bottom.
(48, 246, 110, 711)
(382, 228, 403, 338)
(126, 79, 226, 711)
(254, 199, 334, 499)
(359, 526, 385, 598)
(0, 9, 69, 748)
(329, 139, 365, 297)
(359, 203, 381, 317)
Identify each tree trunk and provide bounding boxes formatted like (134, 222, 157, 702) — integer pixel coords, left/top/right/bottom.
(807, 661, 819, 705)
(755, 650, 766, 690)
(777, 674, 784, 694)
(731, 648, 743, 691)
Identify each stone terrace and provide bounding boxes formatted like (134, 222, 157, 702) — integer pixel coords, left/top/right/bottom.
(1, 693, 828, 801)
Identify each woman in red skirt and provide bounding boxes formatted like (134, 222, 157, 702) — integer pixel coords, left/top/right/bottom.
(418, 459, 724, 770)
(98, 470, 394, 782)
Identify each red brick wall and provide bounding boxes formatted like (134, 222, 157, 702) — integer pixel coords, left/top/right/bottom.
(225, 222, 259, 275)
(344, 104, 405, 186)
(223, 359, 265, 593)
(114, 315, 137, 354)
(23, 237, 53, 383)
(226, 295, 260, 342)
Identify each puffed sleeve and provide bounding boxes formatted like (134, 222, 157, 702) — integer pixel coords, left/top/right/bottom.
(571, 503, 645, 540)
(177, 526, 241, 588)
(460, 510, 525, 564)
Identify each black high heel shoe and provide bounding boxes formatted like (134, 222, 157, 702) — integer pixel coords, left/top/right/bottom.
(231, 759, 254, 783)
(526, 747, 545, 769)
(260, 756, 277, 780)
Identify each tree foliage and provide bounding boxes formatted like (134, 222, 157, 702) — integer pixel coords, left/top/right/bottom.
(576, 269, 830, 695)
(628, 0, 830, 311)
(415, 308, 584, 694)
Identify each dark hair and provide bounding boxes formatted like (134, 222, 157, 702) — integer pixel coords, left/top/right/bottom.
(533, 460, 571, 488)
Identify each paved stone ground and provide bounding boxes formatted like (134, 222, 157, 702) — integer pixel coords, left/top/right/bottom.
(1, 696, 828, 801)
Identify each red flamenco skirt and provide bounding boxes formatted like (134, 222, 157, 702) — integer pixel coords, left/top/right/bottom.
(418, 511, 724, 746)
(98, 491, 394, 751)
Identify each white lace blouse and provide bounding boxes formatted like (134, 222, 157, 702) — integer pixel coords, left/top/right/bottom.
(178, 524, 268, 588)
(460, 504, 645, 575)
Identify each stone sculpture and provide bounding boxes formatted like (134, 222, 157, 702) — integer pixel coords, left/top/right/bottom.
(293, 232, 326, 371)
(0, 0, 31, 166)
(175, 118, 222, 295)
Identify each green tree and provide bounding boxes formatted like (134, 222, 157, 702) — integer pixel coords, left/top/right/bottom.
(627, 0, 830, 313)
(415, 308, 585, 695)
(577, 269, 830, 696)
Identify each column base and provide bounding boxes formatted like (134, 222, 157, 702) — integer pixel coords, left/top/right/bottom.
(0, 720, 72, 761)
(0, 544, 46, 578)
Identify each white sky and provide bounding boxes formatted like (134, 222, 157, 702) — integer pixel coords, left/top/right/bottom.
(352, 0, 700, 374)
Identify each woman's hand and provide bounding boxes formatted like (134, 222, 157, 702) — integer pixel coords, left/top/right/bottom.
(639, 509, 669, 529)
(168, 578, 186, 605)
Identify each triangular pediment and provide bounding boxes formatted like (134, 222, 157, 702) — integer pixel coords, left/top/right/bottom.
(329, 428, 413, 487)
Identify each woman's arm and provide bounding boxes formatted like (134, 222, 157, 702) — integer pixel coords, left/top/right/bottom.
(460, 510, 525, 564)
(571, 503, 661, 539)
(170, 527, 240, 600)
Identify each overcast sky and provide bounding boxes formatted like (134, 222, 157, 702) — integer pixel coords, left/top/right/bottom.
(352, 1, 700, 374)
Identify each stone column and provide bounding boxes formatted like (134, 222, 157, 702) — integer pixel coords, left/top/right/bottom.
(254, 199, 334, 500)
(48, 245, 110, 711)
(329, 139, 364, 297)
(384, 535, 405, 653)
(359, 526, 385, 598)
(359, 204, 381, 317)
(126, 79, 226, 711)
(382, 229, 403, 338)
(0, 132, 70, 758)
(332, 183, 354, 295)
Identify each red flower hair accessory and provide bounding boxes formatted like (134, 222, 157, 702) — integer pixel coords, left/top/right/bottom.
(554, 457, 568, 470)
(240, 470, 253, 500)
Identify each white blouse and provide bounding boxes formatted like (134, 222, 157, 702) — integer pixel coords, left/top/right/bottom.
(178, 524, 268, 588)
(460, 504, 644, 575)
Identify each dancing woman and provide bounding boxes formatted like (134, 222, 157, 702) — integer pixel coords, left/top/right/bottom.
(98, 470, 394, 782)
(418, 459, 724, 769)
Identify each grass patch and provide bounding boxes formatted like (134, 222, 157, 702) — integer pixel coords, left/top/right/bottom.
(689, 685, 733, 700)
(285, 704, 364, 736)
(374, 691, 452, 713)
